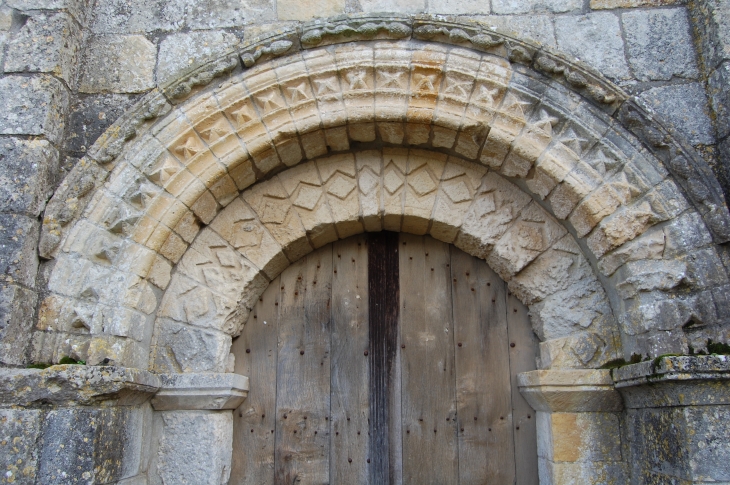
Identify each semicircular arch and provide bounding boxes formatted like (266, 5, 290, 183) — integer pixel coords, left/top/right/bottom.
(36, 18, 730, 371)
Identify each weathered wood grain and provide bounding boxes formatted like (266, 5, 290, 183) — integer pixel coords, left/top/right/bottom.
(451, 247, 516, 484)
(231, 276, 281, 485)
(399, 234, 458, 485)
(274, 247, 332, 485)
(331, 235, 370, 484)
(507, 290, 540, 485)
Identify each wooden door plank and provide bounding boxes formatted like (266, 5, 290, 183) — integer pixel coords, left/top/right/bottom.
(507, 291, 540, 485)
(399, 234, 458, 485)
(274, 246, 333, 485)
(231, 276, 281, 485)
(367, 231, 402, 485)
(330, 235, 370, 484)
(451, 248, 516, 484)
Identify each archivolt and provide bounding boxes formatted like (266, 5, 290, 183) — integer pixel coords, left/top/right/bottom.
(34, 17, 730, 372)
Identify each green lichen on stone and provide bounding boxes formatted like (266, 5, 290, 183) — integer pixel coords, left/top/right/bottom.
(58, 356, 86, 365)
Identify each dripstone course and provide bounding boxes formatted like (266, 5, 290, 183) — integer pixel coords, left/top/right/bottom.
(623, 8, 700, 82)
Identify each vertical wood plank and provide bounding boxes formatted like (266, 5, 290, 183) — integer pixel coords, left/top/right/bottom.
(330, 235, 370, 484)
(368, 231, 401, 485)
(274, 246, 333, 485)
(507, 290, 540, 485)
(451, 248, 516, 485)
(230, 276, 281, 485)
(400, 234, 458, 485)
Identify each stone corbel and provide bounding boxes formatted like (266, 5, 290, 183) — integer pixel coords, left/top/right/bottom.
(151, 373, 249, 411)
(518, 369, 628, 484)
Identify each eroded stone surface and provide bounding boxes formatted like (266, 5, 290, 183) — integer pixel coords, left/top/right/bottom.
(80, 36, 157, 94)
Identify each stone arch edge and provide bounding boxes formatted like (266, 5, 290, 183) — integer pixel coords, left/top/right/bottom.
(39, 13, 730, 264)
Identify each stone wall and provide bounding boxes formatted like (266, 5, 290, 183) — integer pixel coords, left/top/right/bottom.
(0, 0, 729, 484)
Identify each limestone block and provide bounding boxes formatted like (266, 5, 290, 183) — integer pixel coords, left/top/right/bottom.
(541, 459, 628, 485)
(0, 284, 37, 365)
(0, 75, 69, 144)
(277, 161, 338, 248)
(492, 0, 580, 14)
(277, 0, 344, 20)
(152, 411, 232, 485)
(317, 153, 364, 239)
(38, 407, 146, 484)
(79, 35, 157, 94)
(0, 214, 39, 289)
(151, 373, 248, 411)
(708, 61, 730, 139)
(487, 201, 567, 280)
(598, 227, 665, 276)
(4, 12, 82, 86)
(544, 412, 623, 462)
(682, 246, 730, 288)
(210, 197, 289, 279)
(6, 0, 91, 23)
(475, 15, 556, 47)
(539, 330, 621, 369)
(0, 137, 58, 216)
(0, 409, 41, 484)
(614, 259, 687, 299)
(638, 83, 714, 145)
(91, 0, 186, 33)
(403, 151, 446, 235)
(185, 0, 275, 29)
(431, 158, 486, 243)
(358, 0, 424, 13)
(152, 318, 231, 373)
(355, 150, 383, 232)
(623, 8, 700, 82)
(157, 31, 240, 86)
(554, 13, 630, 81)
(691, 0, 730, 71)
(243, 174, 312, 262)
(455, 172, 531, 259)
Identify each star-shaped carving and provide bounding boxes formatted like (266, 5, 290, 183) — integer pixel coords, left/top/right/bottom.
(286, 82, 309, 103)
(313, 77, 338, 96)
(230, 104, 255, 127)
(378, 71, 404, 89)
(474, 84, 500, 106)
(199, 119, 230, 143)
(346, 71, 369, 90)
(257, 91, 282, 112)
(530, 110, 559, 136)
(560, 128, 589, 155)
(174, 136, 201, 160)
(148, 155, 179, 184)
(414, 73, 437, 92)
(444, 78, 472, 99)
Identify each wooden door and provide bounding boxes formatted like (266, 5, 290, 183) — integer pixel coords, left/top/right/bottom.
(230, 233, 538, 485)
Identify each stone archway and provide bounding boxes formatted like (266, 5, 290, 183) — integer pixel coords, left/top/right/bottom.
(27, 15, 730, 485)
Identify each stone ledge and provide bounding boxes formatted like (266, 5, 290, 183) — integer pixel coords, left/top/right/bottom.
(151, 373, 249, 411)
(612, 355, 730, 408)
(0, 365, 161, 407)
(517, 369, 623, 412)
